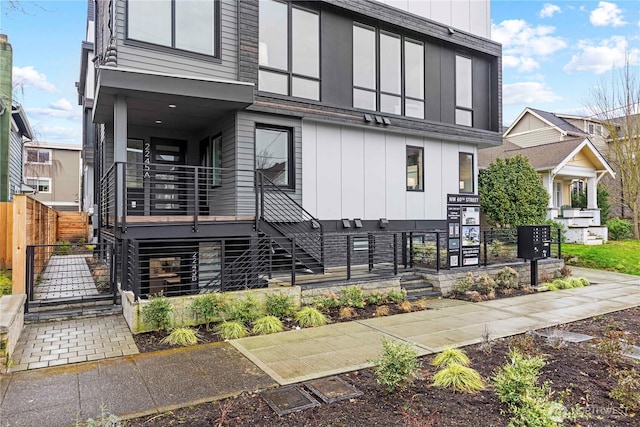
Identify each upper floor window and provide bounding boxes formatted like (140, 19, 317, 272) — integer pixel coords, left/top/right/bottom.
(259, 0, 320, 101)
(459, 152, 474, 193)
(455, 55, 473, 126)
(406, 146, 423, 191)
(353, 23, 425, 119)
(127, 0, 218, 57)
(26, 148, 51, 164)
(26, 177, 51, 193)
(256, 126, 294, 188)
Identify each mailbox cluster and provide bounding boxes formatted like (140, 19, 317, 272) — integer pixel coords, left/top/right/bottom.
(517, 225, 551, 260)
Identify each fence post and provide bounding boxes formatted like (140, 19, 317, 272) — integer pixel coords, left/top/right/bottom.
(254, 172, 259, 231)
(368, 233, 374, 272)
(110, 244, 118, 304)
(409, 232, 414, 268)
(268, 239, 273, 279)
(346, 235, 352, 280)
(12, 195, 27, 295)
(220, 240, 226, 292)
(483, 230, 488, 266)
(557, 227, 562, 259)
(393, 233, 398, 275)
(291, 236, 296, 288)
(25, 245, 34, 312)
(193, 166, 199, 233)
(436, 232, 441, 272)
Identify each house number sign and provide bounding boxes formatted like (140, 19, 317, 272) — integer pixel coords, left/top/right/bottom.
(143, 142, 151, 179)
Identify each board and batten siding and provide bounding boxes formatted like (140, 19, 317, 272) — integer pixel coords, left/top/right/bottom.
(8, 132, 23, 201)
(302, 121, 477, 221)
(113, 0, 238, 82)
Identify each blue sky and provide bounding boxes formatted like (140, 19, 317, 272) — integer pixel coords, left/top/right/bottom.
(1, 0, 639, 144)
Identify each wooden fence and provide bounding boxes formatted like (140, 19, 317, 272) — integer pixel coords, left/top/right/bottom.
(5, 195, 89, 294)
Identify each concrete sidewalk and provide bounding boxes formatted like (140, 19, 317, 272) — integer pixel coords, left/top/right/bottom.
(1, 267, 638, 426)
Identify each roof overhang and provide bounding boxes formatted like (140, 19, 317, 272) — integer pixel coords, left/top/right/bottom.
(11, 105, 34, 140)
(93, 66, 255, 131)
(552, 138, 615, 179)
(77, 40, 94, 105)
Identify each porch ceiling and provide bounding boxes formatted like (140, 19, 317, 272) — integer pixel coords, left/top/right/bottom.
(93, 66, 254, 131)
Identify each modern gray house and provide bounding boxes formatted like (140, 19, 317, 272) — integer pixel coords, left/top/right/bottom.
(79, 0, 502, 299)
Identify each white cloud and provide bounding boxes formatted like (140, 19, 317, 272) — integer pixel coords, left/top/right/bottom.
(492, 19, 566, 72)
(12, 66, 57, 92)
(539, 3, 561, 18)
(563, 36, 639, 74)
(590, 1, 626, 27)
(503, 82, 562, 105)
(30, 125, 82, 145)
(27, 106, 81, 121)
(50, 99, 73, 111)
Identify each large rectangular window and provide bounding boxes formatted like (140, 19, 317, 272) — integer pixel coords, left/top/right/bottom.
(26, 177, 51, 193)
(455, 55, 473, 126)
(127, 0, 218, 57)
(26, 148, 51, 164)
(353, 24, 425, 119)
(256, 126, 293, 188)
(259, 0, 320, 100)
(406, 147, 423, 192)
(459, 152, 474, 193)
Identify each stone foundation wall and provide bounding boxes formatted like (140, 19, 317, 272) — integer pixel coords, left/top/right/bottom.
(422, 259, 564, 296)
(0, 294, 26, 372)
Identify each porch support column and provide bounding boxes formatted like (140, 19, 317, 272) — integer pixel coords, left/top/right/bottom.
(114, 95, 127, 219)
(587, 176, 597, 209)
(542, 172, 554, 208)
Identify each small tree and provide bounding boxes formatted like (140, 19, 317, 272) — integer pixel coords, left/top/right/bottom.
(479, 155, 549, 227)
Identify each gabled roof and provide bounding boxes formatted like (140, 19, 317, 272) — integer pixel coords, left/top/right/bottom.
(503, 107, 587, 138)
(478, 137, 615, 179)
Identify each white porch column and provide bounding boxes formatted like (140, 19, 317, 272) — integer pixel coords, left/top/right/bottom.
(541, 172, 554, 208)
(114, 95, 127, 218)
(587, 177, 597, 209)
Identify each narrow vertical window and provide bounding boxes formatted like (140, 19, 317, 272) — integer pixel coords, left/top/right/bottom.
(455, 55, 473, 126)
(380, 32, 401, 115)
(256, 126, 293, 188)
(353, 24, 377, 110)
(292, 7, 319, 100)
(406, 146, 423, 191)
(404, 39, 424, 119)
(459, 152, 474, 193)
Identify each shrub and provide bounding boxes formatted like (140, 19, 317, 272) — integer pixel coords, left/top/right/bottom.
(191, 293, 226, 329)
(412, 299, 428, 311)
(494, 267, 520, 289)
(488, 240, 513, 258)
(398, 300, 412, 313)
(339, 306, 356, 320)
(475, 274, 496, 295)
(413, 243, 437, 264)
(295, 307, 328, 328)
(608, 218, 632, 240)
(366, 291, 388, 306)
(596, 330, 631, 367)
(252, 315, 284, 335)
(579, 277, 590, 286)
(431, 347, 470, 368)
(373, 338, 419, 392)
(558, 265, 572, 278)
(224, 295, 263, 325)
(0, 270, 11, 296)
(609, 368, 640, 411)
(432, 363, 484, 393)
(375, 305, 390, 317)
(217, 321, 248, 340)
(76, 404, 122, 427)
(509, 333, 540, 357)
(313, 293, 340, 312)
(141, 293, 172, 331)
(387, 289, 407, 304)
(265, 293, 296, 319)
(161, 327, 200, 346)
(54, 240, 71, 255)
(455, 272, 475, 293)
(339, 286, 366, 308)
(538, 269, 554, 284)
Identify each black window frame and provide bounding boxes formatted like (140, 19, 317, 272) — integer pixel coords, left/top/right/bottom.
(406, 146, 424, 192)
(455, 53, 473, 127)
(458, 152, 474, 194)
(258, 0, 321, 101)
(352, 22, 426, 120)
(255, 124, 295, 190)
(125, 0, 221, 59)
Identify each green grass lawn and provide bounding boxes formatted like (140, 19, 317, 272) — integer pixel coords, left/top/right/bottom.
(563, 240, 640, 276)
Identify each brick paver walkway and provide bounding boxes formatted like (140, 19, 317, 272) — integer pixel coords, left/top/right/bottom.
(34, 255, 98, 300)
(8, 315, 138, 372)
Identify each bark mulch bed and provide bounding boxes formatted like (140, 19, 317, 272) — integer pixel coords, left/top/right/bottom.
(128, 306, 640, 426)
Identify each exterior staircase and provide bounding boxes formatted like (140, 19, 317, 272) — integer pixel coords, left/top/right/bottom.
(400, 274, 441, 300)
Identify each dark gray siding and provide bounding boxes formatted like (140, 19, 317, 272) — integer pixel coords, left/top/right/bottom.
(9, 131, 23, 200)
(113, 0, 238, 81)
(439, 48, 455, 125)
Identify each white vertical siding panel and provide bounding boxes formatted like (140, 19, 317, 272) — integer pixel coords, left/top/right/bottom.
(364, 130, 387, 219)
(385, 133, 407, 219)
(316, 124, 342, 219)
(341, 127, 366, 218)
(302, 122, 318, 216)
(424, 138, 444, 218)
(469, 0, 489, 38)
(441, 143, 459, 207)
(451, 1, 471, 34)
(430, 1, 453, 28)
(407, 1, 431, 19)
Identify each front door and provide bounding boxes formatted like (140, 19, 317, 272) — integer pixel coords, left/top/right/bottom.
(151, 138, 187, 215)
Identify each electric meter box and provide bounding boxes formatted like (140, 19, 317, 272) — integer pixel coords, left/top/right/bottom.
(517, 225, 551, 260)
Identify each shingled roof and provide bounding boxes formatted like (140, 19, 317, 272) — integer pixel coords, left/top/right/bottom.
(528, 108, 586, 135)
(478, 137, 586, 170)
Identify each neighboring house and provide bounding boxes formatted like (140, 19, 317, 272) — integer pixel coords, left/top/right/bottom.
(479, 107, 616, 244)
(23, 142, 82, 212)
(9, 105, 34, 199)
(81, 0, 502, 298)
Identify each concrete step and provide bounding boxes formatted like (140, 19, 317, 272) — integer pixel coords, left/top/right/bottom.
(24, 304, 123, 323)
(584, 238, 604, 246)
(401, 277, 441, 300)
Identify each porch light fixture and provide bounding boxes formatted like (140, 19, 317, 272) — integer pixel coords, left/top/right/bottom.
(341, 218, 351, 228)
(168, 104, 176, 108)
(379, 218, 389, 228)
(382, 117, 391, 126)
(155, 120, 162, 124)
(374, 115, 384, 124)
(354, 218, 363, 228)
(363, 113, 373, 122)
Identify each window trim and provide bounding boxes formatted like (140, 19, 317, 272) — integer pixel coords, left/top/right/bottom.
(458, 152, 474, 194)
(255, 124, 295, 190)
(26, 148, 52, 165)
(455, 54, 473, 127)
(125, 0, 221, 59)
(258, 0, 321, 101)
(352, 22, 426, 120)
(406, 146, 424, 192)
(26, 177, 52, 194)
